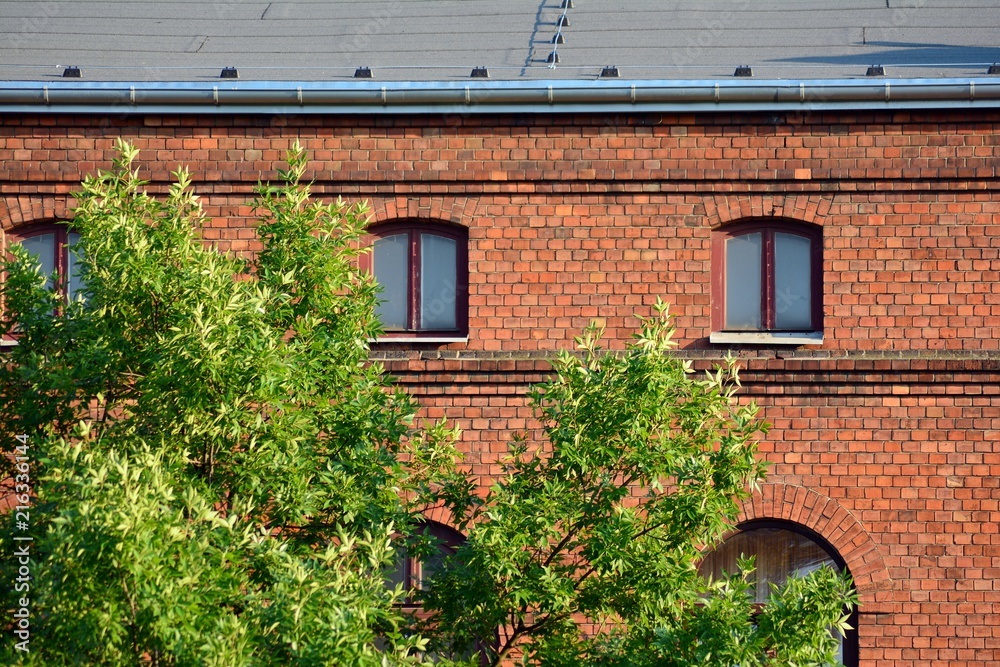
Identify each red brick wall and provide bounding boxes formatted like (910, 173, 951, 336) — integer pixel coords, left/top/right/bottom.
(3, 108, 1000, 665)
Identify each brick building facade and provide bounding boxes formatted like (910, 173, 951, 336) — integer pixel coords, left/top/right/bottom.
(1, 105, 998, 664)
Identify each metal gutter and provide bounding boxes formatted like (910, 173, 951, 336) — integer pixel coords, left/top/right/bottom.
(0, 78, 999, 114)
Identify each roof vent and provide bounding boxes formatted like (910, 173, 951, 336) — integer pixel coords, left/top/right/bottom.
(866, 65, 885, 76)
(600, 66, 620, 78)
(733, 65, 753, 77)
(470, 66, 489, 78)
(61, 66, 82, 78)
(988, 64, 1000, 75)
(220, 67, 239, 79)
(547, 51, 560, 64)
(552, 33, 565, 44)
(354, 67, 373, 79)
(557, 15, 570, 27)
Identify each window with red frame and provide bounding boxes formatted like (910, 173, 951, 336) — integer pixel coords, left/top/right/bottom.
(10, 224, 84, 301)
(712, 221, 822, 333)
(367, 222, 468, 337)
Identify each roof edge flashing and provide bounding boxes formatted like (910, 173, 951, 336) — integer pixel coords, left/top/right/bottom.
(0, 78, 997, 113)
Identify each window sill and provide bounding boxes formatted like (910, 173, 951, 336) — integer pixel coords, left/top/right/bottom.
(710, 331, 823, 346)
(370, 336, 469, 344)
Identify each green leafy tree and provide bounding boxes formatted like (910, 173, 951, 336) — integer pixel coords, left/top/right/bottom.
(0, 141, 466, 666)
(421, 309, 857, 666)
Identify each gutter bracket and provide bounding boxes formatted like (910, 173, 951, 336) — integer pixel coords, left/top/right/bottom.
(213, 86, 219, 105)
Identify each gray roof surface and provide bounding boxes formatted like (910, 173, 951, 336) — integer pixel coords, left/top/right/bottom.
(2, 0, 1000, 83)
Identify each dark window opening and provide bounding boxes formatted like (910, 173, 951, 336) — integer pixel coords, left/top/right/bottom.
(699, 520, 858, 667)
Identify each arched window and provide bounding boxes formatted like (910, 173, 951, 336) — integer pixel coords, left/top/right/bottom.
(366, 221, 468, 339)
(699, 521, 858, 666)
(8, 223, 83, 301)
(711, 220, 822, 344)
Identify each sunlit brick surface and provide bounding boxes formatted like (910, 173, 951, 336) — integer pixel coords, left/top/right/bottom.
(3, 108, 1000, 664)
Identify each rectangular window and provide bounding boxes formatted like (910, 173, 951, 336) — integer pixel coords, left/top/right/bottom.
(368, 222, 468, 339)
(712, 221, 822, 344)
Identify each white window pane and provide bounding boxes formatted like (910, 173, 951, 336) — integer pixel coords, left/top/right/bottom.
(373, 234, 409, 330)
(67, 231, 84, 301)
(19, 233, 56, 290)
(420, 234, 457, 330)
(725, 233, 761, 330)
(774, 233, 813, 330)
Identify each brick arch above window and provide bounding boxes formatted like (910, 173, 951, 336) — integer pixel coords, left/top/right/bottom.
(704, 194, 831, 229)
(363, 220, 469, 341)
(367, 197, 480, 231)
(1, 197, 74, 232)
(737, 482, 892, 608)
